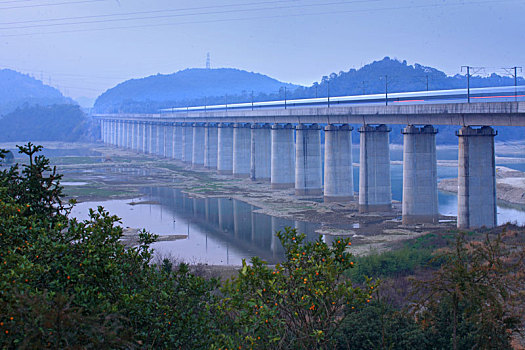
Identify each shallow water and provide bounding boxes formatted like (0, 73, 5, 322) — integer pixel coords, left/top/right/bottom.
(68, 143, 525, 265)
(71, 188, 321, 265)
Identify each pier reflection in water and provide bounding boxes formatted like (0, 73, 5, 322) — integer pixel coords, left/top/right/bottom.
(142, 187, 320, 265)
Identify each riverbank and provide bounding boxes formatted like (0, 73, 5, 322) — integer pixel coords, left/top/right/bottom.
(4, 141, 523, 257)
(6, 142, 457, 256)
(438, 166, 525, 209)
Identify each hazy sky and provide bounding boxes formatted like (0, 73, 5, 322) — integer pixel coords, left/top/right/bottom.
(0, 0, 523, 101)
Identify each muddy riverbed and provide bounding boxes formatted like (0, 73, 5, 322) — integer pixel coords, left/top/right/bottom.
(4, 141, 524, 262)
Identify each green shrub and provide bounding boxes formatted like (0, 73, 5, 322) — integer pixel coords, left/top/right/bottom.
(0, 144, 219, 348)
(217, 227, 375, 349)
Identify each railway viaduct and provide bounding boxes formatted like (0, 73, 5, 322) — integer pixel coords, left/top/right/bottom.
(95, 101, 525, 229)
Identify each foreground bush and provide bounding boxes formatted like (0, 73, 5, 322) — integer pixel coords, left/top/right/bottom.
(0, 144, 219, 348)
(1, 144, 370, 348)
(217, 228, 373, 349)
(411, 231, 525, 350)
(1, 144, 523, 348)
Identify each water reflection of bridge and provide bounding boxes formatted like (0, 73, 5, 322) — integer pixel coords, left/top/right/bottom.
(146, 187, 322, 264)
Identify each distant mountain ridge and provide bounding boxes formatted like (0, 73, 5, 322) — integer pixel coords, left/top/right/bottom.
(291, 57, 524, 99)
(94, 68, 299, 113)
(0, 69, 72, 116)
(94, 58, 524, 114)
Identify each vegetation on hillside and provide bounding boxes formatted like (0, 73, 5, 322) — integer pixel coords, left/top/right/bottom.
(0, 69, 72, 116)
(93, 57, 525, 115)
(94, 68, 299, 113)
(292, 57, 524, 99)
(0, 104, 92, 142)
(92, 58, 525, 143)
(1, 144, 523, 348)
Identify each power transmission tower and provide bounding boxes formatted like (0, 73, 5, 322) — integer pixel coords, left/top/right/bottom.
(206, 53, 211, 69)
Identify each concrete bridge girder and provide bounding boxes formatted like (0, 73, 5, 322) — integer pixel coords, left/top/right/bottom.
(98, 103, 513, 229)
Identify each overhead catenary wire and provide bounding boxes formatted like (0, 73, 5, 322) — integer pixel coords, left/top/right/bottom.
(0, 0, 520, 37)
(0, 1, 370, 30)
(0, 0, 302, 23)
(0, 63, 132, 81)
(0, 0, 98, 3)
(0, 0, 106, 10)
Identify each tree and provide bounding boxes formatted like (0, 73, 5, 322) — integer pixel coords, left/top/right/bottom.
(217, 227, 375, 349)
(411, 231, 524, 350)
(0, 144, 220, 348)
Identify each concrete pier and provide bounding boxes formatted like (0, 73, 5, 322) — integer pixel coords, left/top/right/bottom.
(128, 122, 134, 149)
(160, 124, 168, 157)
(141, 122, 147, 153)
(173, 123, 182, 160)
(250, 123, 271, 181)
(192, 123, 205, 168)
(135, 122, 141, 151)
(130, 122, 136, 150)
(100, 120, 105, 143)
(123, 121, 128, 148)
(121, 121, 126, 148)
(295, 123, 323, 196)
(112, 121, 116, 145)
(358, 124, 392, 213)
(106, 121, 110, 144)
(124, 121, 131, 149)
(157, 123, 164, 156)
(148, 123, 155, 154)
(233, 123, 251, 178)
(118, 121, 124, 147)
(457, 126, 497, 229)
(402, 125, 439, 224)
(125, 122, 129, 148)
(106, 120, 114, 145)
(116, 121, 121, 146)
(155, 123, 161, 155)
(165, 123, 173, 158)
(182, 123, 193, 163)
(136, 122, 143, 152)
(155, 124, 162, 155)
(324, 124, 354, 202)
(217, 123, 234, 175)
(105, 121, 108, 143)
(271, 123, 295, 189)
(118, 121, 122, 147)
(129, 122, 134, 149)
(204, 123, 218, 168)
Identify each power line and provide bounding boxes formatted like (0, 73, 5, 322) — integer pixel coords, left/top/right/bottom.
(0, 0, 377, 30)
(1, 63, 130, 80)
(0, 0, 97, 3)
(0, 0, 519, 37)
(0, 0, 301, 24)
(0, 0, 105, 10)
(0, 0, 60, 3)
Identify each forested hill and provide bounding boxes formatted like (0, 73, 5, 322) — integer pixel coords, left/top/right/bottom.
(290, 57, 524, 99)
(0, 69, 72, 116)
(0, 104, 91, 142)
(94, 58, 523, 114)
(94, 68, 299, 113)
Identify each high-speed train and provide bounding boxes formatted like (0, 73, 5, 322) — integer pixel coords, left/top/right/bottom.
(160, 85, 525, 113)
